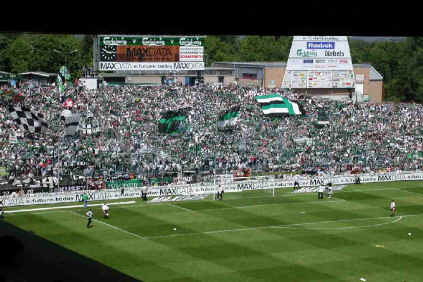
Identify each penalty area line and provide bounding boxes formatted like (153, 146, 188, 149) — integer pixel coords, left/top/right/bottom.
(146, 214, 414, 239)
(70, 211, 146, 240)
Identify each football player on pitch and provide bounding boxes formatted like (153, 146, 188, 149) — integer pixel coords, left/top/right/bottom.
(102, 203, 110, 218)
(390, 200, 396, 217)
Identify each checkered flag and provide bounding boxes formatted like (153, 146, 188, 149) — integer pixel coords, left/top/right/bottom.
(8, 106, 48, 133)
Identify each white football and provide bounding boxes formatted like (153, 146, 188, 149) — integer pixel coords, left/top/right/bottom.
(173, 228, 176, 231)
(360, 278, 366, 282)
(408, 232, 412, 236)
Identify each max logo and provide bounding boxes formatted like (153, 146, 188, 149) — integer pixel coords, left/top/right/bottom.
(160, 188, 177, 195)
(309, 179, 324, 186)
(377, 175, 392, 181)
(236, 183, 255, 190)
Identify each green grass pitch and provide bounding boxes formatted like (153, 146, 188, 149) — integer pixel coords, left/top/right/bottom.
(5, 181, 423, 282)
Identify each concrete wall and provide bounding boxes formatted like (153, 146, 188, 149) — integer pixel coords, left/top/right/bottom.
(238, 79, 262, 87)
(353, 66, 383, 103)
(204, 75, 235, 86)
(367, 80, 384, 103)
(264, 67, 285, 88)
(126, 76, 161, 84)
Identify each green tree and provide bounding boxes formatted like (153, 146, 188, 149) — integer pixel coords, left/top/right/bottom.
(6, 33, 91, 79)
(205, 36, 239, 66)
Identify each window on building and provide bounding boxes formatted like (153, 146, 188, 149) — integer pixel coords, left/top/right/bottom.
(242, 73, 257, 80)
(218, 76, 224, 83)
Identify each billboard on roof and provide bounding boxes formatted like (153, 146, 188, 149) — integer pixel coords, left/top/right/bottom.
(282, 36, 355, 88)
(97, 35, 205, 71)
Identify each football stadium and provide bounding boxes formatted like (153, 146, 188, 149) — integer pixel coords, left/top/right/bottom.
(1, 35, 423, 282)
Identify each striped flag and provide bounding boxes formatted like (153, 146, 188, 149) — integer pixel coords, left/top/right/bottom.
(257, 95, 302, 116)
(255, 94, 284, 104)
(57, 75, 64, 94)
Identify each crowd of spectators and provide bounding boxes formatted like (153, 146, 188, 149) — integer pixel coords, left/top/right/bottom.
(0, 82, 422, 191)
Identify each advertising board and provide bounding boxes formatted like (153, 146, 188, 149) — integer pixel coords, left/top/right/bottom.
(282, 36, 354, 88)
(97, 35, 205, 71)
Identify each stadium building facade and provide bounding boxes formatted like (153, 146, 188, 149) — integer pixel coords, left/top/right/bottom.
(99, 62, 383, 103)
(95, 35, 383, 103)
(212, 62, 383, 103)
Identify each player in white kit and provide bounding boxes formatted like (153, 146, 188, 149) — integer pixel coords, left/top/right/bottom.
(390, 200, 396, 217)
(102, 203, 110, 218)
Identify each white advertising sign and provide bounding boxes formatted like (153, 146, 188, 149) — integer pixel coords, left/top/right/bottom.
(282, 36, 354, 88)
(3, 172, 423, 207)
(78, 78, 98, 90)
(99, 62, 205, 71)
(179, 46, 204, 62)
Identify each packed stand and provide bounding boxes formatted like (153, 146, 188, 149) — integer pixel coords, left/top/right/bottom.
(0, 83, 422, 192)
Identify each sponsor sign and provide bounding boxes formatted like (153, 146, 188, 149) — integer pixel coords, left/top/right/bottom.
(98, 62, 205, 71)
(307, 41, 335, 49)
(115, 45, 180, 62)
(97, 35, 205, 70)
(296, 36, 347, 41)
(99, 35, 205, 47)
(3, 172, 423, 207)
(106, 179, 143, 189)
(283, 36, 353, 88)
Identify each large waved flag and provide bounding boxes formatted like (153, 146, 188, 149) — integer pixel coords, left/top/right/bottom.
(8, 106, 48, 133)
(256, 94, 302, 116)
(158, 109, 187, 135)
(255, 94, 284, 104)
(217, 106, 240, 130)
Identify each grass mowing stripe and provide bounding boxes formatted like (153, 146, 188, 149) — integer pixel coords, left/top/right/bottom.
(167, 203, 194, 212)
(145, 214, 412, 239)
(70, 211, 147, 240)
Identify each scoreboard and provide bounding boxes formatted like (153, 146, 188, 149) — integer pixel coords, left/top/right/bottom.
(97, 35, 205, 71)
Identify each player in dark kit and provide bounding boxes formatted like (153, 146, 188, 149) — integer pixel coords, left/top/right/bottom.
(86, 209, 94, 228)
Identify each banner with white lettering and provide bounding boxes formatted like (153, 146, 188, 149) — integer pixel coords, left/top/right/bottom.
(2, 172, 423, 207)
(98, 62, 205, 71)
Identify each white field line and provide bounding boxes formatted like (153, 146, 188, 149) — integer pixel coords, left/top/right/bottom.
(4, 201, 136, 214)
(167, 203, 194, 212)
(146, 215, 411, 239)
(70, 211, 146, 240)
(6, 206, 417, 240)
(304, 215, 403, 231)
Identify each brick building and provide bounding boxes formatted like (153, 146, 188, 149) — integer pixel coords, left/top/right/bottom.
(212, 62, 384, 103)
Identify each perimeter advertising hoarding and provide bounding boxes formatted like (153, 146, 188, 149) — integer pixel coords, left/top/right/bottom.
(282, 36, 354, 88)
(98, 35, 205, 71)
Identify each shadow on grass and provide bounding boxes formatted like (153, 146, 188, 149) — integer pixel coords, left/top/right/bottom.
(0, 220, 142, 282)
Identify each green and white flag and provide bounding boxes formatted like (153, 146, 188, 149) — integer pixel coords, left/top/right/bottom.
(255, 94, 284, 104)
(260, 97, 302, 116)
(59, 66, 71, 81)
(57, 75, 64, 94)
(217, 106, 240, 130)
(158, 109, 187, 135)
